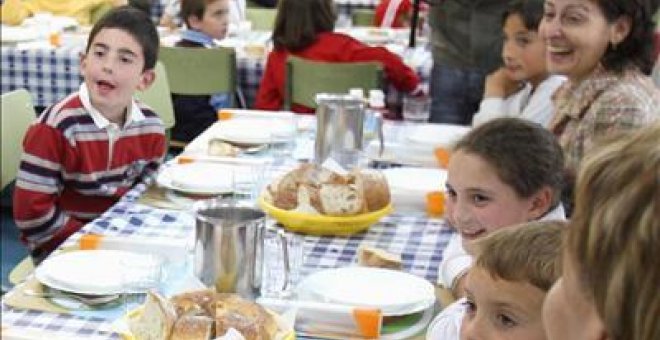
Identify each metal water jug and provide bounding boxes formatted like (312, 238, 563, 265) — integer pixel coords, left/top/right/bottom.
(315, 93, 383, 168)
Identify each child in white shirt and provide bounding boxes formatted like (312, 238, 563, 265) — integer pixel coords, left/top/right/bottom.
(428, 221, 565, 339)
(472, 0, 565, 128)
(438, 117, 566, 298)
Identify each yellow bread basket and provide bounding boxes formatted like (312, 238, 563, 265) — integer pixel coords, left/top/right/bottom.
(258, 196, 393, 236)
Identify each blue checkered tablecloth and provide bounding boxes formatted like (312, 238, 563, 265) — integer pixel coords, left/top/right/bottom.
(1, 172, 453, 339)
(1, 39, 430, 110)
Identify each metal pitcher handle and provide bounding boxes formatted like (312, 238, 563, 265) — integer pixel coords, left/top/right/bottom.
(375, 112, 385, 157)
(278, 229, 291, 293)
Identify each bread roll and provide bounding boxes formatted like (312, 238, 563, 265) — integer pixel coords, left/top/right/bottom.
(171, 289, 217, 317)
(319, 183, 365, 216)
(357, 246, 402, 270)
(356, 169, 391, 211)
(215, 294, 278, 340)
(129, 291, 177, 340)
(170, 315, 213, 340)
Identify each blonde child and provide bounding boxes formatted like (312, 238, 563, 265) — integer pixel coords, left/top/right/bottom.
(428, 221, 565, 339)
(472, 0, 565, 127)
(543, 123, 660, 340)
(439, 118, 565, 298)
(13, 6, 166, 263)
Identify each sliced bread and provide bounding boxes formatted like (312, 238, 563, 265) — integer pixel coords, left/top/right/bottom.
(128, 291, 177, 340)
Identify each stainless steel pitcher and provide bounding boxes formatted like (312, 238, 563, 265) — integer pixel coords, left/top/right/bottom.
(193, 199, 289, 300)
(315, 93, 383, 167)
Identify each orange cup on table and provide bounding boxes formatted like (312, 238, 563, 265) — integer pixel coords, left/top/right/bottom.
(217, 109, 233, 120)
(426, 191, 445, 218)
(434, 147, 451, 168)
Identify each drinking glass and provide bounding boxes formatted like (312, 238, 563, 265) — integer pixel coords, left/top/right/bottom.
(260, 225, 304, 298)
(402, 95, 431, 123)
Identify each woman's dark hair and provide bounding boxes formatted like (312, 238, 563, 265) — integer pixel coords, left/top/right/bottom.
(502, 0, 545, 31)
(272, 0, 336, 51)
(453, 118, 565, 207)
(86, 5, 159, 71)
(596, 0, 658, 75)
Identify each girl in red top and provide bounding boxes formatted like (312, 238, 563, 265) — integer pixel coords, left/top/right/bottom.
(254, 0, 421, 114)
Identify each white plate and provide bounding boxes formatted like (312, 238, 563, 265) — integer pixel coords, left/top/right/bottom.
(35, 250, 162, 296)
(297, 267, 435, 316)
(365, 141, 437, 168)
(383, 167, 447, 193)
(1, 26, 39, 43)
(157, 162, 240, 195)
(214, 118, 294, 147)
(406, 124, 471, 147)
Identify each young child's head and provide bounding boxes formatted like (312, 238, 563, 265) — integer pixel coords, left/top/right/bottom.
(272, 0, 336, 51)
(445, 118, 564, 249)
(82, 6, 159, 116)
(543, 123, 660, 340)
(461, 221, 565, 340)
(501, 0, 548, 86)
(539, 0, 658, 81)
(181, 0, 230, 40)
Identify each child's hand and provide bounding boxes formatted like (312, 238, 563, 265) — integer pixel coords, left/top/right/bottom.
(484, 68, 521, 98)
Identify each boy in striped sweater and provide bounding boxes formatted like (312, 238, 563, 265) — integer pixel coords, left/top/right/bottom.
(13, 6, 167, 263)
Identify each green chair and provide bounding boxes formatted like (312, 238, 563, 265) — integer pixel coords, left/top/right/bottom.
(134, 61, 185, 148)
(352, 9, 376, 27)
(135, 61, 175, 131)
(246, 8, 277, 31)
(157, 46, 238, 147)
(158, 46, 237, 105)
(1, 89, 36, 190)
(285, 56, 383, 110)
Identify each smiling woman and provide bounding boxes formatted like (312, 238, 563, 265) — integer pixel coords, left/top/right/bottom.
(539, 0, 659, 176)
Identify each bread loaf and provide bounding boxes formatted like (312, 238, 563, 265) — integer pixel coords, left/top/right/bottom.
(130, 290, 278, 340)
(128, 291, 177, 340)
(170, 315, 213, 340)
(266, 163, 390, 215)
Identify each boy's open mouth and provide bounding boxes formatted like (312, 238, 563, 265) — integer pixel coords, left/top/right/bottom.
(461, 229, 486, 240)
(97, 80, 116, 92)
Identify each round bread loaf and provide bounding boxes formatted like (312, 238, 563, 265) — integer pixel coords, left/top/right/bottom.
(266, 163, 390, 215)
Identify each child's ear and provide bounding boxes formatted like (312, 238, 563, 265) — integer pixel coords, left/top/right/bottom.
(608, 15, 631, 47)
(527, 186, 553, 220)
(137, 68, 156, 91)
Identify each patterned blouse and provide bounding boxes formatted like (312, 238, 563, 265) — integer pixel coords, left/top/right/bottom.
(550, 65, 660, 172)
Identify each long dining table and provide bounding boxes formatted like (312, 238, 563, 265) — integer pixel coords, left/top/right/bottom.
(1, 27, 432, 110)
(0, 113, 454, 339)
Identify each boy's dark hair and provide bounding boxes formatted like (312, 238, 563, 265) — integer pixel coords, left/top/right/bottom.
(595, 0, 658, 75)
(86, 5, 159, 71)
(272, 0, 336, 51)
(181, 0, 212, 29)
(502, 0, 545, 31)
(453, 118, 565, 207)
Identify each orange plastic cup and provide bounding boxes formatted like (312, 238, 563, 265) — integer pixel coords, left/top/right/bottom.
(177, 156, 194, 164)
(426, 191, 445, 217)
(48, 32, 61, 47)
(217, 109, 233, 120)
(434, 147, 451, 168)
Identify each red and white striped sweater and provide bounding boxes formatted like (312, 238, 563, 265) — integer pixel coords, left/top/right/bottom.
(13, 85, 167, 258)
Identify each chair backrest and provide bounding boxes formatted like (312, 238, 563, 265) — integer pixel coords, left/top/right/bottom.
(352, 9, 376, 27)
(1, 89, 36, 190)
(158, 46, 237, 106)
(246, 8, 277, 31)
(134, 61, 175, 130)
(285, 56, 383, 109)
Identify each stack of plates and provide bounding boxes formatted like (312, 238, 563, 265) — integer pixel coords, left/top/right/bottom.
(35, 250, 162, 296)
(157, 162, 255, 196)
(297, 267, 436, 339)
(382, 167, 447, 212)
